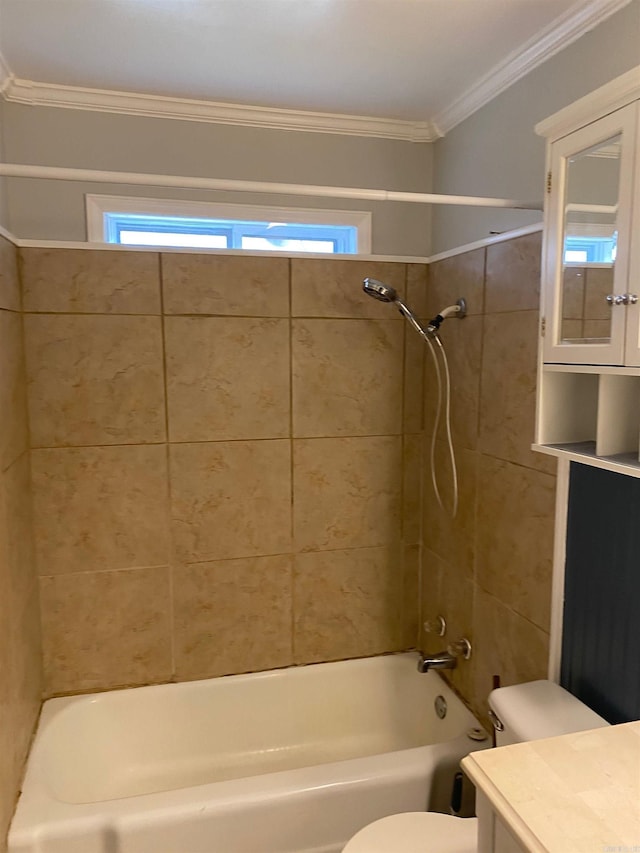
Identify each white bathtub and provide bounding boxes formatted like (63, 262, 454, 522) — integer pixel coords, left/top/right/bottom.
(9, 652, 488, 853)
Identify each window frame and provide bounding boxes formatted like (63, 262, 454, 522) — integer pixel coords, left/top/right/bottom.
(85, 195, 372, 254)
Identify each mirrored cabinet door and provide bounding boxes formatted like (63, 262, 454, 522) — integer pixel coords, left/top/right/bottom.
(543, 103, 638, 364)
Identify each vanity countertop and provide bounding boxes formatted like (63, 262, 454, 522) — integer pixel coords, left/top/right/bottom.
(462, 720, 640, 852)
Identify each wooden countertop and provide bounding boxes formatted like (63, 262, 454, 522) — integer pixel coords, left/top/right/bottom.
(462, 721, 640, 852)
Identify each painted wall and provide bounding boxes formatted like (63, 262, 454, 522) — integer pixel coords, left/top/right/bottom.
(20, 248, 422, 695)
(0, 235, 42, 853)
(420, 230, 557, 724)
(431, 0, 640, 254)
(2, 107, 433, 255)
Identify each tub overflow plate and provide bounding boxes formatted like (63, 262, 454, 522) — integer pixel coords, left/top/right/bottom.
(434, 695, 447, 719)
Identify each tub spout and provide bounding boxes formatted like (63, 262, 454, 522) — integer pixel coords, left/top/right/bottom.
(417, 651, 457, 672)
(417, 638, 472, 672)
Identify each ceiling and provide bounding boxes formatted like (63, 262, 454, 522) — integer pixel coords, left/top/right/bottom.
(0, 0, 632, 137)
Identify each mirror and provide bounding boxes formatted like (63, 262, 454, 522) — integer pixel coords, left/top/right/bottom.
(560, 134, 620, 344)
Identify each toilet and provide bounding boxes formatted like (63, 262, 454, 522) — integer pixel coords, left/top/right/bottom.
(342, 680, 609, 853)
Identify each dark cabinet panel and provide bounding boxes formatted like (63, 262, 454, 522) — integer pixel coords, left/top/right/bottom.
(561, 463, 640, 723)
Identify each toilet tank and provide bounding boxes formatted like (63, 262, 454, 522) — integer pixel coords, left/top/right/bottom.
(488, 680, 609, 747)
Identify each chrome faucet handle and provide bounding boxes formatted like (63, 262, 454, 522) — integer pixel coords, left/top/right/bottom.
(423, 615, 446, 637)
(447, 638, 472, 660)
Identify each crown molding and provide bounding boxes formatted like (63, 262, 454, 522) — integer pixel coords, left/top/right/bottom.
(2, 77, 439, 143)
(431, 0, 635, 136)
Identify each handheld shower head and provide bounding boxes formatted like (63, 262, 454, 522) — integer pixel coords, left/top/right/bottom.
(362, 278, 397, 303)
(363, 277, 428, 338)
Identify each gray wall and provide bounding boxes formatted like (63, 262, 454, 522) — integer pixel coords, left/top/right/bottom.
(431, 0, 640, 254)
(2, 106, 433, 255)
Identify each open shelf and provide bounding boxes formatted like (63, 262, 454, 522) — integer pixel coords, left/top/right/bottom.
(533, 441, 640, 478)
(537, 367, 640, 476)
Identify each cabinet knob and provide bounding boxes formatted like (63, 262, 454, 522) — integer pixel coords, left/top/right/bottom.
(606, 294, 626, 305)
(626, 294, 638, 305)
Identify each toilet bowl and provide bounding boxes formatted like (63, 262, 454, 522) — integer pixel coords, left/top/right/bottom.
(342, 812, 477, 853)
(341, 679, 609, 853)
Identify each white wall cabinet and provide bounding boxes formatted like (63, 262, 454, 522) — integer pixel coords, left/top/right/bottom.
(535, 67, 640, 477)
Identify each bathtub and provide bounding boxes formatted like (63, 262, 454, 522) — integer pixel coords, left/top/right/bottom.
(9, 652, 488, 853)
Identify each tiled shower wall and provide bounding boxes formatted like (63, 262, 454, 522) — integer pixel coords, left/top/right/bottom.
(0, 236, 42, 850)
(420, 231, 557, 723)
(19, 250, 424, 696)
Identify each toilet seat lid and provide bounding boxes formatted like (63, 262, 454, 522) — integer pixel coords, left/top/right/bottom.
(342, 812, 477, 853)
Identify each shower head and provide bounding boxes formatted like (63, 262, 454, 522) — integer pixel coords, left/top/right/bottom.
(362, 276, 466, 340)
(362, 278, 397, 303)
(363, 277, 426, 337)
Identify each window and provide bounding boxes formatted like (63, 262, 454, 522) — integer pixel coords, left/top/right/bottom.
(86, 196, 371, 254)
(564, 235, 617, 264)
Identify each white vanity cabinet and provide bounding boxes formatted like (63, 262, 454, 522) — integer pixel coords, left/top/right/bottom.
(535, 67, 640, 476)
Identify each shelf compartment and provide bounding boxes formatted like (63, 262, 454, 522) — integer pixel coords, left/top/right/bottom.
(533, 441, 640, 479)
(596, 374, 640, 457)
(539, 370, 598, 446)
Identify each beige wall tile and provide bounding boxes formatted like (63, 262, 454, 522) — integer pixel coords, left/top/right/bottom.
(0, 534, 38, 851)
(403, 434, 422, 545)
(406, 264, 429, 319)
(294, 546, 405, 663)
(485, 232, 542, 314)
(402, 543, 420, 649)
(24, 314, 166, 447)
(174, 555, 293, 680)
(420, 549, 474, 701)
(40, 566, 172, 695)
(0, 565, 15, 849)
(8, 586, 42, 780)
(20, 248, 161, 314)
(0, 453, 37, 610)
(420, 549, 473, 655)
(31, 445, 169, 575)
(166, 317, 290, 442)
(0, 310, 28, 470)
(0, 236, 20, 312)
(293, 436, 402, 552)
(478, 311, 556, 474)
(404, 325, 424, 434)
(422, 443, 478, 577)
(424, 314, 482, 452)
(471, 588, 549, 723)
(427, 248, 485, 317)
(292, 259, 405, 318)
(292, 319, 403, 437)
(170, 440, 292, 562)
(0, 241, 41, 853)
(162, 253, 289, 316)
(476, 456, 555, 631)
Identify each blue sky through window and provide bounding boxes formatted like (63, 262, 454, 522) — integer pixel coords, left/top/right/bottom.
(104, 213, 358, 253)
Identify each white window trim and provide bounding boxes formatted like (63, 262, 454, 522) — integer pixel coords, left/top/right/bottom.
(85, 194, 372, 253)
